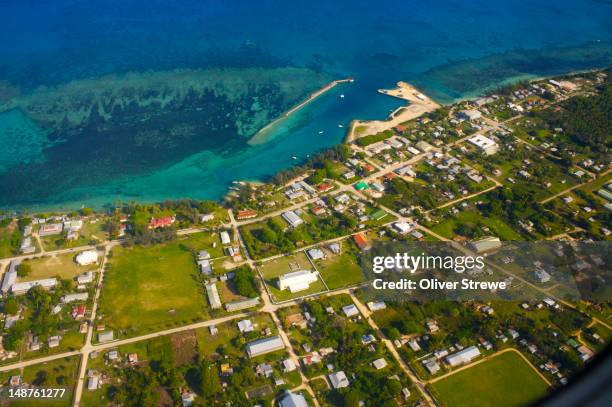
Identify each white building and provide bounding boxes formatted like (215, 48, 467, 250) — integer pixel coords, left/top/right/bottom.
(245, 336, 285, 358)
(279, 390, 308, 407)
(75, 250, 98, 266)
(469, 236, 502, 253)
(205, 283, 222, 309)
(367, 301, 387, 312)
(445, 345, 481, 367)
(11, 278, 57, 295)
(328, 371, 349, 389)
(534, 269, 551, 283)
(342, 304, 359, 318)
(220, 231, 231, 245)
(282, 211, 303, 227)
(61, 292, 89, 303)
(237, 319, 254, 333)
(278, 270, 319, 293)
(459, 110, 482, 121)
(371, 358, 388, 370)
(468, 134, 498, 155)
(392, 221, 413, 234)
(77, 271, 95, 285)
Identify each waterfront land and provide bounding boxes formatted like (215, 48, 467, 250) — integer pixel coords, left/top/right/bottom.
(0, 69, 610, 407)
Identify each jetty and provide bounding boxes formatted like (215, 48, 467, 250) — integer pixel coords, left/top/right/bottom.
(248, 78, 353, 145)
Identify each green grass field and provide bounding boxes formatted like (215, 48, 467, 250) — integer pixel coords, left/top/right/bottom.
(0, 356, 80, 406)
(431, 351, 549, 407)
(432, 210, 523, 241)
(97, 239, 210, 338)
(313, 240, 365, 289)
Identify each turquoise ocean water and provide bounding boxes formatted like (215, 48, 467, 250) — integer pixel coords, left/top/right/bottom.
(0, 0, 611, 210)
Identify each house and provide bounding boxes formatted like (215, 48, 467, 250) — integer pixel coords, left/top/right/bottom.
(534, 269, 551, 283)
(469, 236, 501, 253)
(278, 270, 319, 292)
(371, 358, 388, 370)
(307, 248, 325, 260)
(48, 335, 60, 348)
(468, 134, 498, 155)
(39, 223, 63, 236)
(367, 301, 386, 312)
(342, 304, 359, 318)
(408, 339, 421, 352)
(282, 211, 304, 227)
(238, 319, 255, 333)
(279, 390, 308, 407)
(220, 231, 231, 245)
(205, 283, 222, 309)
(181, 392, 196, 407)
(392, 221, 413, 235)
(318, 183, 333, 193)
(302, 351, 322, 366)
(1, 260, 19, 293)
(198, 259, 213, 275)
(62, 292, 89, 303)
(283, 358, 297, 373)
(75, 250, 98, 266)
(20, 237, 35, 254)
(329, 243, 341, 254)
(12, 278, 57, 295)
(256, 363, 274, 378)
(353, 233, 371, 251)
(87, 376, 99, 391)
(9, 375, 21, 387)
(199, 213, 215, 223)
(77, 271, 95, 285)
(224, 297, 260, 312)
(361, 334, 376, 345)
(107, 350, 119, 360)
(209, 325, 218, 335)
(328, 371, 349, 389)
(459, 109, 482, 121)
(416, 141, 434, 152)
(72, 304, 86, 319)
(245, 336, 285, 358)
(236, 210, 258, 220)
(148, 216, 175, 229)
(98, 331, 114, 343)
(424, 360, 441, 374)
(445, 346, 481, 367)
(128, 353, 138, 364)
(426, 320, 439, 333)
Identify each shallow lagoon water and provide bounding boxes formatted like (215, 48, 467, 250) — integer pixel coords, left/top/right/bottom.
(0, 0, 611, 209)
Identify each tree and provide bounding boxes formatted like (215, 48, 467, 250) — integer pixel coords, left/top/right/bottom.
(2, 297, 19, 315)
(233, 267, 258, 298)
(200, 360, 222, 399)
(17, 263, 32, 278)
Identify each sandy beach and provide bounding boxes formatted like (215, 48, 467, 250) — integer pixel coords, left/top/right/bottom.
(345, 81, 439, 143)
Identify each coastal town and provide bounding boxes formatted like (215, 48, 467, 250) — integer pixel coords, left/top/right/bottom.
(0, 68, 610, 407)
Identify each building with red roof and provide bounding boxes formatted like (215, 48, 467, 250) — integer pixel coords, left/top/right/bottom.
(148, 216, 176, 229)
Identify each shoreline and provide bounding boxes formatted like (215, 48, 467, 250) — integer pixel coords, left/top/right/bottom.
(248, 77, 353, 145)
(344, 81, 440, 143)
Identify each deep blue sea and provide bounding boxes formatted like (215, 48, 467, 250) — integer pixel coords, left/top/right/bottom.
(0, 0, 610, 210)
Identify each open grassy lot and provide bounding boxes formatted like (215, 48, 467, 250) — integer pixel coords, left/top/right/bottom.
(258, 252, 327, 302)
(20, 251, 98, 282)
(430, 351, 548, 407)
(431, 209, 523, 241)
(97, 239, 209, 338)
(310, 240, 365, 289)
(0, 222, 21, 259)
(0, 356, 80, 406)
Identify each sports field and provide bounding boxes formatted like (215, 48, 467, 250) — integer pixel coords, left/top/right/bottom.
(97, 239, 209, 338)
(431, 351, 549, 407)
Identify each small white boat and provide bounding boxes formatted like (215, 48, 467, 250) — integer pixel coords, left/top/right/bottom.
(318, 130, 324, 134)
(340, 94, 345, 98)
(338, 124, 343, 128)
(291, 156, 297, 160)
